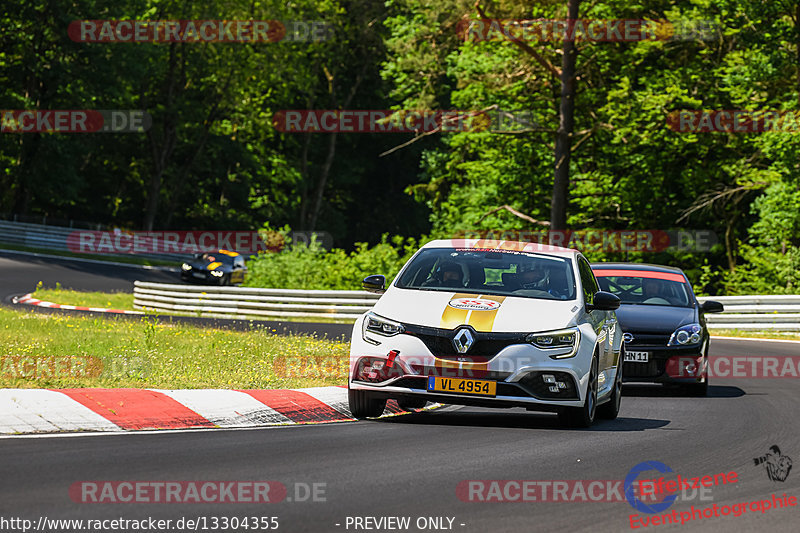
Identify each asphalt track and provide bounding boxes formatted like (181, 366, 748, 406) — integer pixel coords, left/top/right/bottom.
(2, 251, 800, 532)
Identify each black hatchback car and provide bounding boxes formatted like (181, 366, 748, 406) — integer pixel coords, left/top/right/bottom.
(180, 249, 247, 286)
(590, 263, 723, 395)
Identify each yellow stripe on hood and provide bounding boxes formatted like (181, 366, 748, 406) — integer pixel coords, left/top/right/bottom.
(206, 261, 222, 270)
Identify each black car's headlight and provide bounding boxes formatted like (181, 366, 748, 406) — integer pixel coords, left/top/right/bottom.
(210, 270, 224, 277)
(181, 263, 192, 271)
(526, 328, 580, 359)
(362, 312, 405, 345)
(668, 323, 702, 346)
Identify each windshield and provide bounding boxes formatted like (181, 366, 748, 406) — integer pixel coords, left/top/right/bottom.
(197, 252, 234, 264)
(594, 271, 692, 307)
(395, 248, 576, 301)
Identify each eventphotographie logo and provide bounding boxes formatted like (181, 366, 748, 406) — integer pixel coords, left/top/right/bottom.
(754, 445, 793, 482)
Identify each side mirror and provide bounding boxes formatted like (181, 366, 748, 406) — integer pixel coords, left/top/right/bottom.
(701, 300, 724, 313)
(362, 274, 386, 294)
(587, 291, 621, 311)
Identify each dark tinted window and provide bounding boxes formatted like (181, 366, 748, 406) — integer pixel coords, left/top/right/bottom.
(594, 271, 692, 307)
(396, 248, 576, 301)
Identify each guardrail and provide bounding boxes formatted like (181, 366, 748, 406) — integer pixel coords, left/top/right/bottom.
(697, 295, 800, 331)
(0, 220, 186, 262)
(134, 282, 800, 330)
(133, 281, 381, 321)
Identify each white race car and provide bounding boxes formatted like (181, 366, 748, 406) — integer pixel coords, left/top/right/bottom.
(348, 239, 624, 427)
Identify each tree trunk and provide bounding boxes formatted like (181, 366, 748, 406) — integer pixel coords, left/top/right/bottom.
(308, 132, 338, 230)
(143, 43, 181, 231)
(550, 0, 580, 231)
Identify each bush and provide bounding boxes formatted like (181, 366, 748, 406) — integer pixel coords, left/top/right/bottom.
(245, 233, 419, 290)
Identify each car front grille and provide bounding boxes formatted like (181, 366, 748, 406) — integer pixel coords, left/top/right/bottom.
(624, 332, 671, 347)
(405, 365, 511, 381)
(403, 324, 527, 359)
(623, 359, 665, 378)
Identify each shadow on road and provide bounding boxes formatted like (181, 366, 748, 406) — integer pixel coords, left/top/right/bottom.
(622, 384, 745, 398)
(378, 408, 670, 432)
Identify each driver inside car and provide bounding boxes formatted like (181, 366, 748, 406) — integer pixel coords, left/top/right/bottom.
(422, 261, 464, 288)
(641, 278, 673, 304)
(440, 261, 464, 288)
(518, 263, 546, 289)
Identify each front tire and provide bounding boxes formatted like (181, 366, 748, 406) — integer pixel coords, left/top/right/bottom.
(598, 346, 623, 420)
(348, 387, 387, 419)
(560, 355, 598, 428)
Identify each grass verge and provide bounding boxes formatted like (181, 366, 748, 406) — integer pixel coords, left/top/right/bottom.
(32, 286, 134, 310)
(0, 306, 349, 389)
(710, 329, 800, 341)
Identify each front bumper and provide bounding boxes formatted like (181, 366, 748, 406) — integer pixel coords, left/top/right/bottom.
(622, 343, 706, 384)
(348, 318, 609, 412)
(181, 270, 224, 284)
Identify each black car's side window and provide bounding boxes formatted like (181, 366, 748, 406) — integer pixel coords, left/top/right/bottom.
(578, 257, 598, 307)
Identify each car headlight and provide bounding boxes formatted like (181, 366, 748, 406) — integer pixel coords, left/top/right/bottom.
(362, 312, 405, 345)
(181, 263, 192, 271)
(668, 323, 702, 346)
(526, 328, 580, 359)
(210, 270, 224, 277)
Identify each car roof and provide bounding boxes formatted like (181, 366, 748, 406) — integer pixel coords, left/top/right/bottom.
(203, 249, 239, 257)
(421, 239, 580, 257)
(590, 262, 686, 274)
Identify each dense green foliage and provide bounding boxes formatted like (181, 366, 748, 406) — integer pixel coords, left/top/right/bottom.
(2, 0, 799, 294)
(245, 233, 418, 289)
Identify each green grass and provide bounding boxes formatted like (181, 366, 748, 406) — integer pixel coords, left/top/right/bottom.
(709, 329, 800, 341)
(32, 286, 134, 310)
(0, 243, 176, 267)
(0, 306, 350, 389)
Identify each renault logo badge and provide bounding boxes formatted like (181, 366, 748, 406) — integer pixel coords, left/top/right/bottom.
(453, 328, 475, 354)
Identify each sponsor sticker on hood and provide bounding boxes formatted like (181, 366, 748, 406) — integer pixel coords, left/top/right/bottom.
(448, 298, 502, 311)
(442, 294, 506, 331)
